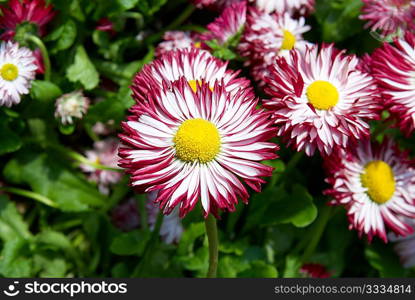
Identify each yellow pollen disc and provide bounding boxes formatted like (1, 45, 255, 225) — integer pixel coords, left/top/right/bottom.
(188, 79, 214, 93)
(194, 42, 202, 48)
(306, 80, 339, 110)
(361, 160, 396, 204)
(281, 30, 296, 50)
(174, 118, 221, 163)
(0, 63, 19, 81)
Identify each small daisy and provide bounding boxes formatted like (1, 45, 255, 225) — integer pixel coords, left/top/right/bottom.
(0, 0, 56, 40)
(360, 0, 415, 37)
(54, 91, 90, 125)
(389, 218, 415, 268)
(263, 44, 380, 156)
(119, 78, 278, 217)
(200, 1, 247, 45)
(324, 139, 415, 242)
(239, 9, 311, 83)
(300, 263, 331, 278)
(81, 138, 123, 195)
(250, 0, 315, 15)
(155, 31, 203, 57)
(372, 31, 415, 136)
(132, 48, 252, 103)
(0, 41, 36, 107)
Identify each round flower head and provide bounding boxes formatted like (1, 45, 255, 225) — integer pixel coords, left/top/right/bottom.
(0, 0, 56, 40)
(54, 91, 90, 125)
(0, 41, 36, 107)
(360, 0, 415, 37)
(132, 48, 251, 103)
(389, 218, 415, 268)
(200, 1, 247, 46)
(250, 0, 315, 15)
(300, 263, 331, 278)
(239, 9, 311, 83)
(155, 31, 203, 57)
(119, 78, 278, 217)
(372, 32, 415, 136)
(263, 44, 380, 156)
(81, 138, 123, 195)
(324, 139, 415, 242)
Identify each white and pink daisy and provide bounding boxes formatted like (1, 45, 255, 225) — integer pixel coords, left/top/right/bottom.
(155, 31, 203, 57)
(200, 1, 247, 45)
(0, 41, 36, 107)
(119, 78, 278, 217)
(324, 139, 415, 242)
(360, 0, 415, 37)
(239, 9, 311, 83)
(54, 91, 90, 125)
(81, 138, 123, 195)
(372, 31, 415, 136)
(389, 218, 415, 268)
(132, 48, 252, 103)
(250, 0, 315, 15)
(263, 44, 380, 156)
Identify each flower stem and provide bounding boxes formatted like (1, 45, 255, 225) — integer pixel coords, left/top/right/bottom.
(301, 205, 332, 262)
(25, 34, 51, 81)
(0, 186, 57, 208)
(205, 214, 219, 278)
(165, 5, 195, 31)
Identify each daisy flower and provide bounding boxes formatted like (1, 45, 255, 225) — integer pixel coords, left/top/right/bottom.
(300, 263, 331, 278)
(263, 44, 380, 156)
(250, 0, 315, 15)
(54, 91, 90, 125)
(372, 31, 415, 136)
(239, 9, 311, 83)
(0, 0, 56, 40)
(132, 48, 251, 103)
(119, 78, 278, 217)
(324, 139, 415, 242)
(389, 218, 415, 268)
(0, 41, 36, 107)
(360, 0, 415, 37)
(200, 1, 247, 45)
(81, 138, 123, 195)
(155, 31, 203, 57)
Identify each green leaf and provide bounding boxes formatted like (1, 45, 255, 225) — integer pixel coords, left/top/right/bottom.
(177, 222, 205, 256)
(0, 113, 22, 155)
(239, 260, 278, 278)
(137, 0, 167, 16)
(67, 45, 99, 90)
(0, 195, 31, 241)
(3, 147, 106, 212)
(117, 0, 139, 10)
(30, 80, 62, 102)
(365, 242, 407, 277)
(0, 238, 32, 277)
(110, 230, 151, 256)
(46, 19, 77, 53)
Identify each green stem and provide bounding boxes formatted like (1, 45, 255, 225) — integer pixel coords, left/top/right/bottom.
(0, 187, 57, 208)
(25, 34, 51, 81)
(205, 214, 219, 278)
(165, 5, 195, 31)
(301, 205, 332, 262)
(137, 195, 148, 231)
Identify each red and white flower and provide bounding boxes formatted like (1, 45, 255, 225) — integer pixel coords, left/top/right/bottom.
(324, 139, 415, 242)
(239, 8, 311, 83)
(372, 31, 415, 136)
(119, 78, 278, 217)
(81, 138, 123, 195)
(389, 218, 415, 268)
(0, 41, 36, 107)
(360, 0, 415, 36)
(250, 0, 315, 15)
(132, 48, 251, 103)
(263, 44, 380, 156)
(0, 0, 56, 40)
(201, 1, 247, 45)
(155, 31, 203, 57)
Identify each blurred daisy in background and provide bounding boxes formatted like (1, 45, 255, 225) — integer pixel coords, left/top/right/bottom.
(324, 139, 415, 242)
(0, 41, 36, 107)
(54, 90, 90, 125)
(389, 218, 415, 268)
(251, 0, 315, 15)
(155, 31, 203, 57)
(263, 44, 380, 156)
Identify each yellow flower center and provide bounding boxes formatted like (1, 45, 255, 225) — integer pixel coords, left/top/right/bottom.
(194, 42, 202, 48)
(0, 63, 19, 81)
(281, 30, 296, 50)
(174, 118, 221, 163)
(361, 160, 396, 204)
(306, 80, 339, 110)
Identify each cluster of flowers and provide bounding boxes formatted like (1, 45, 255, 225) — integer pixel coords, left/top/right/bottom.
(117, 0, 415, 269)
